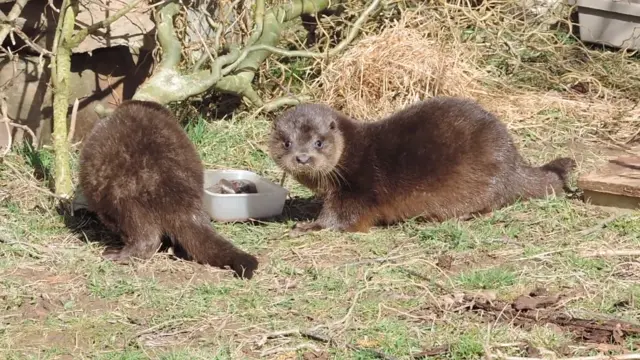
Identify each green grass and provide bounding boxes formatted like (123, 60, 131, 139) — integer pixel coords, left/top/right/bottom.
(2, 6, 640, 359)
(2, 109, 639, 359)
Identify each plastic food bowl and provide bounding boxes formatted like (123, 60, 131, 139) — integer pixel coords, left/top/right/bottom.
(203, 169, 289, 222)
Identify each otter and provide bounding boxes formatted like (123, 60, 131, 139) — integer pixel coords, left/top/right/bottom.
(78, 100, 258, 279)
(268, 96, 576, 237)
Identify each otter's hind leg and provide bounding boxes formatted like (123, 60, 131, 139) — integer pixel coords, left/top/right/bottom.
(102, 207, 162, 262)
(103, 226, 162, 262)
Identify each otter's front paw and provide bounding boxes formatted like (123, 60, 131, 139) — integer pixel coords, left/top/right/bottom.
(289, 221, 324, 238)
(101, 248, 132, 263)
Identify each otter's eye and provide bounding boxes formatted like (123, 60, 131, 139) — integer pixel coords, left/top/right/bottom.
(283, 140, 292, 149)
(314, 140, 323, 149)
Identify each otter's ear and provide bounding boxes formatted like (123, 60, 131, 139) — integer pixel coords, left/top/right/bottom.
(329, 121, 336, 130)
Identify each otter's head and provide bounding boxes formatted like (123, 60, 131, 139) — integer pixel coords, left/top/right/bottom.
(269, 103, 345, 176)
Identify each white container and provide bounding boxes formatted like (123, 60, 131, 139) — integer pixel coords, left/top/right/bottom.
(203, 169, 289, 222)
(568, 0, 640, 51)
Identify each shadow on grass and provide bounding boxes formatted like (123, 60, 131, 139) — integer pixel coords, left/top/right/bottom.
(60, 194, 323, 249)
(237, 195, 324, 228)
(61, 208, 174, 255)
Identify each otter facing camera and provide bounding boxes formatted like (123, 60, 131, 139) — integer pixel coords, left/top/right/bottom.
(203, 169, 289, 222)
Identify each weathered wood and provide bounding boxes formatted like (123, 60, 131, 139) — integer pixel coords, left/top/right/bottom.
(578, 152, 640, 209)
(582, 190, 640, 210)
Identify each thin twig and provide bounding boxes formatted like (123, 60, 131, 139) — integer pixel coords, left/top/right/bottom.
(185, 4, 216, 68)
(578, 214, 623, 236)
(0, 0, 29, 45)
(8, 122, 37, 147)
(69, 0, 147, 48)
(8, 27, 53, 56)
(579, 250, 640, 258)
(67, 97, 79, 142)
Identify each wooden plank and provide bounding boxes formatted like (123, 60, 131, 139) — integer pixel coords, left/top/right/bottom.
(578, 154, 640, 198)
(583, 190, 640, 210)
(609, 155, 640, 170)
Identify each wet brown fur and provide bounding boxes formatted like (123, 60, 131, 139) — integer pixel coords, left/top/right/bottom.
(79, 100, 258, 279)
(269, 96, 576, 236)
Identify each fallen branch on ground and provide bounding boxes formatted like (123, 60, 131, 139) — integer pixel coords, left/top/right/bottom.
(467, 294, 640, 341)
(488, 353, 640, 360)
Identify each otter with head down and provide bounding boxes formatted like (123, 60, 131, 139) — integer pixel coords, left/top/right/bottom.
(79, 100, 259, 279)
(269, 96, 576, 237)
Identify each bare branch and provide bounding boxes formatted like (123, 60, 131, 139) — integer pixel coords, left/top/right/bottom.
(154, 1, 182, 70)
(10, 27, 53, 56)
(132, 0, 380, 110)
(0, 0, 30, 45)
(0, 90, 12, 156)
(0, 89, 37, 156)
(185, 4, 216, 69)
(246, 0, 264, 46)
(68, 0, 147, 48)
(67, 97, 79, 142)
(261, 95, 311, 112)
(133, 47, 246, 103)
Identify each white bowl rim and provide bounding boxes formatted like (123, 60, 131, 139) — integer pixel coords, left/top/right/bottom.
(203, 168, 289, 197)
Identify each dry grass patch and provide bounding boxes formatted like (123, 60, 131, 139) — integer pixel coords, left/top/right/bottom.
(314, 24, 485, 120)
(312, 2, 640, 155)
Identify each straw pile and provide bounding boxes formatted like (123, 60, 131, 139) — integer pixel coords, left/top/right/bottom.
(310, 3, 640, 148)
(313, 22, 487, 120)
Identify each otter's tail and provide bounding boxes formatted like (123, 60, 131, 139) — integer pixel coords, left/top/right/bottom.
(521, 157, 576, 199)
(168, 212, 259, 279)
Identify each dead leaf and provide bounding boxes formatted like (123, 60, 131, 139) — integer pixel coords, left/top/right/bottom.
(512, 288, 559, 311)
(436, 254, 453, 269)
(302, 351, 329, 360)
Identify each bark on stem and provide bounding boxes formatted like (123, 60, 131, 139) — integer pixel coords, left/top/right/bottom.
(51, 0, 75, 198)
(51, 0, 145, 197)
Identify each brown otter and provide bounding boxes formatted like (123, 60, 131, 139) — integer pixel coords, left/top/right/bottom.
(268, 96, 576, 237)
(78, 100, 258, 279)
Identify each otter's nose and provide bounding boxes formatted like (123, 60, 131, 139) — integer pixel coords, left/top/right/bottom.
(296, 154, 311, 164)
